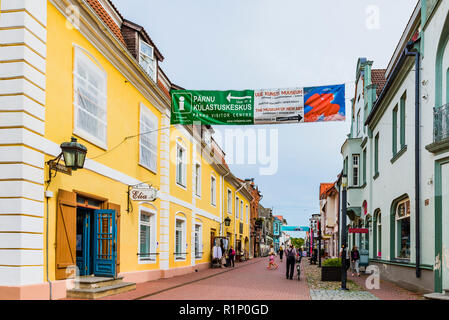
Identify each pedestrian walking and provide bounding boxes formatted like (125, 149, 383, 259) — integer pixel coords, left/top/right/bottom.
(351, 246, 361, 276)
(228, 246, 236, 268)
(279, 243, 285, 262)
(285, 244, 297, 280)
(267, 252, 278, 270)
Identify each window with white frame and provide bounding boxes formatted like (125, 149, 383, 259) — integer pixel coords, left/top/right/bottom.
(227, 189, 232, 214)
(246, 205, 249, 224)
(211, 175, 216, 206)
(194, 224, 202, 259)
(194, 163, 201, 196)
(235, 197, 239, 219)
(175, 218, 186, 260)
(240, 200, 243, 221)
(139, 105, 158, 172)
(139, 210, 156, 262)
(352, 154, 359, 186)
(176, 143, 187, 187)
(396, 198, 411, 260)
(74, 48, 107, 147)
(139, 40, 156, 82)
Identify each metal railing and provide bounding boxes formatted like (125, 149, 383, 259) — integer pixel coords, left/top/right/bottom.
(434, 103, 449, 142)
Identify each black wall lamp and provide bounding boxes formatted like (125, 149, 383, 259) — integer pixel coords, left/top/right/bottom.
(46, 137, 87, 185)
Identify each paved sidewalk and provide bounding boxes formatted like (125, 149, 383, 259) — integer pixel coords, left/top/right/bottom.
(139, 256, 310, 300)
(90, 256, 311, 300)
(99, 259, 260, 300)
(347, 273, 425, 300)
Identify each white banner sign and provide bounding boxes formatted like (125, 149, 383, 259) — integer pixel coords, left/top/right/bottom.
(130, 186, 158, 201)
(254, 87, 304, 124)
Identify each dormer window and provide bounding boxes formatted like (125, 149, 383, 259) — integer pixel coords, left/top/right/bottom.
(139, 39, 156, 81)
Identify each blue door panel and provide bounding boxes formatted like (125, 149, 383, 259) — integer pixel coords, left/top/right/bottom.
(93, 209, 116, 278)
(76, 209, 91, 276)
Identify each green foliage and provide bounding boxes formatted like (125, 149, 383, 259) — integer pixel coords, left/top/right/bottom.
(290, 238, 305, 248)
(322, 258, 342, 267)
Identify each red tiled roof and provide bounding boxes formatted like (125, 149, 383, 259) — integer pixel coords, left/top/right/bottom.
(273, 215, 284, 221)
(372, 69, 387, 99)
(86, 0, 126, 46)
(320, 183, 334, 198)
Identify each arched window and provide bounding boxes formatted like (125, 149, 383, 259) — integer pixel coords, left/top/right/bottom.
(395, 198, 411, 260)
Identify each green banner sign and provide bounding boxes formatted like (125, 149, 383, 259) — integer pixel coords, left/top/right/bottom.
(170, 85, 345, 125)
(171, 90, 255, 125)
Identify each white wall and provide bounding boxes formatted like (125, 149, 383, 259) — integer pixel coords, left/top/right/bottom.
(0, 0, 47, 286)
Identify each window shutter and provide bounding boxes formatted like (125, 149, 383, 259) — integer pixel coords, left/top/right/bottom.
(55, 189, 77, 280)
(107, 202, 121, 273)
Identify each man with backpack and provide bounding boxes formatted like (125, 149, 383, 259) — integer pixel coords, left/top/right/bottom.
(285, 244, 297, 280)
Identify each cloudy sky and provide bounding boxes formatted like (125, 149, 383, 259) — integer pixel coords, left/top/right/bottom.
(113, 0, 418, 236)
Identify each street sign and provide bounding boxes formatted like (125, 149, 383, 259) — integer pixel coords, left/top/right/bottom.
(49, 161, 72, 175)
(170, 84, 345, 125)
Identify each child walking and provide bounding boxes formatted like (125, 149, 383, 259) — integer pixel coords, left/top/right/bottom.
(267, 252, 278, 270)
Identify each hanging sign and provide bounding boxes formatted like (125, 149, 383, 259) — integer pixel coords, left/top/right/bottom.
(129, 184, 158, 202)
(348, 228, 369, 234)
(170, 84, 345, 125)
(281, 226, 310, 232)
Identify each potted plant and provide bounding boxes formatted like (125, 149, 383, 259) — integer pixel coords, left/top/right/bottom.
(321, 258, 342, 281)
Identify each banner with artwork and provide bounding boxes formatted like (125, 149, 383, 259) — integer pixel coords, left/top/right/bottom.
(170, 84, 345, 125)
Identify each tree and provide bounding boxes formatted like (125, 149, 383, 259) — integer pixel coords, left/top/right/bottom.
(291, 238, 305, 248)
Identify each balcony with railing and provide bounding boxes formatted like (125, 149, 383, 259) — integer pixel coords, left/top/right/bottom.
(426, 104, 449, 153)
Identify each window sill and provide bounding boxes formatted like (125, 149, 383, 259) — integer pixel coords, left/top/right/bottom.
(390, 145, 407, 164)
(176, 182, 187, 190)
(373, 172, 379, 180)
(138, 259, 157, 265)
(175, 258, 187, 261)
(139, 163, 157, 175)
(369, 258, 433, 270)
(73, 129, 107, 151)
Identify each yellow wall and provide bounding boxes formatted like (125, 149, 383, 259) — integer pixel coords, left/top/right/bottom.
(43, 2, 252, 282)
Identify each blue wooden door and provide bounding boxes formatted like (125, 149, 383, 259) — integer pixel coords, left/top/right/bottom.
(93, 209, 116, 278)
(76, 209, 91, 276)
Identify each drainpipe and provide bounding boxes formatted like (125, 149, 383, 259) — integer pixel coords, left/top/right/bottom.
(45, 195, 53, 300)
(405, 40, 421, 278)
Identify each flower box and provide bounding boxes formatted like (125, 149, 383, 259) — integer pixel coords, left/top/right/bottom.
(321, 266, 342, 281)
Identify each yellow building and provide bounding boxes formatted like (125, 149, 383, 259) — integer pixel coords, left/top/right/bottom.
(0, 0, 253, 299)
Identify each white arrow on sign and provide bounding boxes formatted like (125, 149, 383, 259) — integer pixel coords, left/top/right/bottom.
(227, 93, 252, 103)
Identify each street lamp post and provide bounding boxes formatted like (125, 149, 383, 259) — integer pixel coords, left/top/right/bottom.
(341, 174, 348, 290)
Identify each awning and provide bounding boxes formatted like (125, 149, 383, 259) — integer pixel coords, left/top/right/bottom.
(347, 207, 361, 221)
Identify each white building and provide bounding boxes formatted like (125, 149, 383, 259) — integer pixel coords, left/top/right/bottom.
(339, 0, 449, 295)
